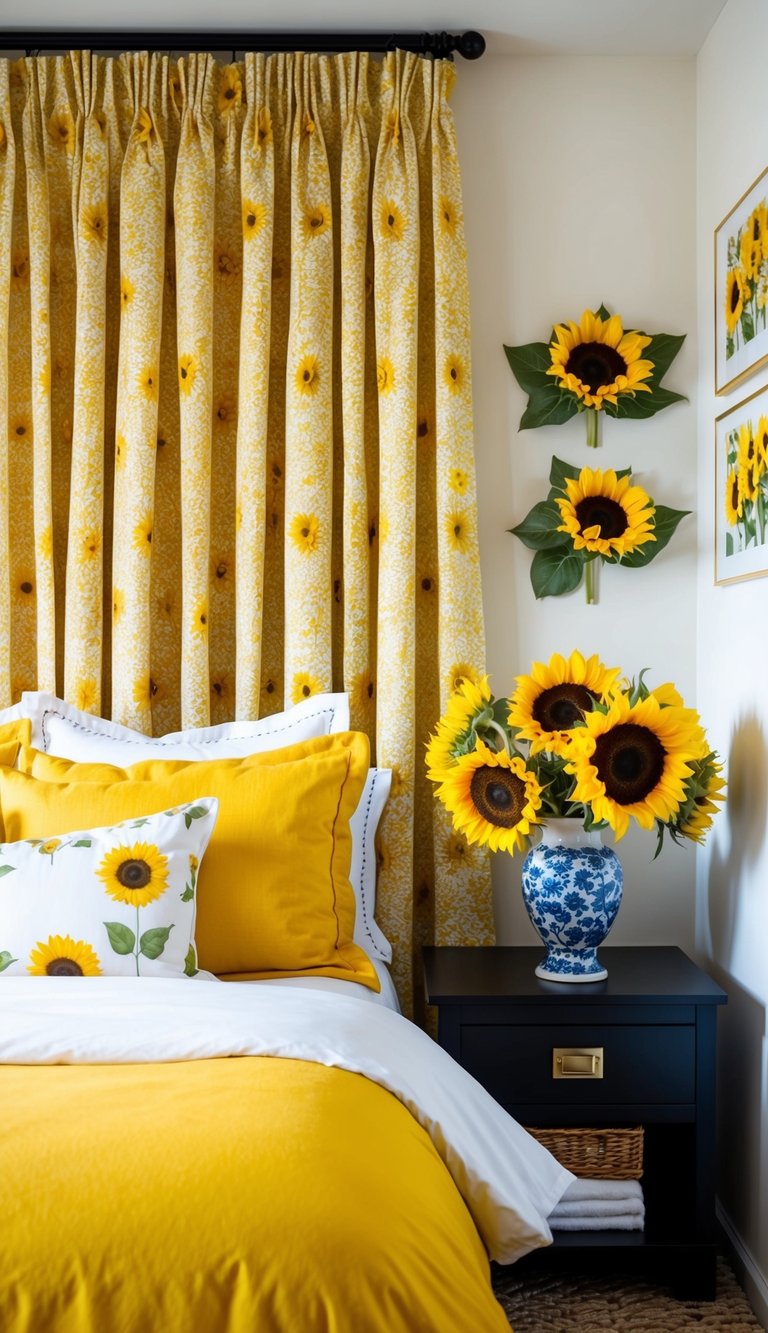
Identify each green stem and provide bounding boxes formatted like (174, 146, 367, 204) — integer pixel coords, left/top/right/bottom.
(585, 559, 598, 605)
(135, 906, 141, 976)
(585, 408, 599, 448)
(485, 718, 511, 755)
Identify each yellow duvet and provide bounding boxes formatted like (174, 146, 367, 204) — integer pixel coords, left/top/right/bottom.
(0, 1055, 510, 1332)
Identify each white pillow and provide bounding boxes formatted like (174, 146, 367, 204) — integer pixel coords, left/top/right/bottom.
(350, 768, 392, 963)
(0, 798, 218, 980)
(16, 692, 393, 964)
(23, 690, 350, 761)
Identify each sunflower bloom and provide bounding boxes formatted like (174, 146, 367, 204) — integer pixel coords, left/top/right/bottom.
(289, 513, 320, 553)
(449, 468, 470, 495)
(48, 110, 75, 153)
(435, 740, 543, 854)
(725, 267, 749, 335)
(445, 662, 483, 697)
(112, 587, 125, 624)
(291, 671, 324, 704)
(132, 514, 153, 557)
(678, 767, 727, 844)
(566, 692, 702, 840)
(28, 934, 102, 976)
(438, 195, 459, 236)
(426, 674, 493, 783)
(75, 677, 98, 712)
(82, 203, 107, 243)
(178, 353, 198, 397)
(508, 651, 622, 756)
(445, 511, 473, 553)
(546, 308, 654, 410)
(97, 842, 169, 908)
(556, 468, 656, 559)
(443, 355, 466, 395)
(120, 274, 135, 310)
(191, 598, 209, 636)
(724, 468, 743, 526)
(137, 366, 158, 400)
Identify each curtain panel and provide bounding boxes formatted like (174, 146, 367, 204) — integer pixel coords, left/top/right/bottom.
(0, 48, 492, 1014)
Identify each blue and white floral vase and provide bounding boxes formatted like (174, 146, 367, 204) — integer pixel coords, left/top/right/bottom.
(521, 818, 623, 982)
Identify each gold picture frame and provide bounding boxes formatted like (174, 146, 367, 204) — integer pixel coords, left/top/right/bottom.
(715, 164, 768, 396)
(715, 381, 768, 586)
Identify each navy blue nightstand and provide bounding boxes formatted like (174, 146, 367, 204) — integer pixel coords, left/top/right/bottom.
(423, 945, 727, 1299)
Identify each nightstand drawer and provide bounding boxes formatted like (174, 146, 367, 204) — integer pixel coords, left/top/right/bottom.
(459, 1024, 695, 1106)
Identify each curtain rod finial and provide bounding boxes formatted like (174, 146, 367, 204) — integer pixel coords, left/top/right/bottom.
(457, 30, 486, 60)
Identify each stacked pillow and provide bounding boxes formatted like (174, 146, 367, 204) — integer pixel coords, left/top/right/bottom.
(0, 693, 392, 986)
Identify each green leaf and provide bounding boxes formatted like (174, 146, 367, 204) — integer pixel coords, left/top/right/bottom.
(130, 818, 151, 828)
(610, 385, 687, 420)
(726, 531, 734, 557)
(73, 839, 92, 848)
(519, 385, 579, 430)
(619, 505, 691, 568)
(548, 454, 582, 491)
(184, 806, 209, 829)
(508, 499, 564, 550)
(104, 921, 136, 955)
(643, 331, 686, 384)
(595, 302, 611, 321)
(742, 307, 755, 342)
(530, 546, 585, 598)
(0, 864, 15, 879)
(502, 340, 552, 394)
(0, 950, 17, 972)
(139, 925, 174, 960)
(184, 946, 198, 978)
(180, 884, 194, 903)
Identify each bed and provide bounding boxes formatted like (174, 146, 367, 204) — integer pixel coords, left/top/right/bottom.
(0, 693, 572, 1332)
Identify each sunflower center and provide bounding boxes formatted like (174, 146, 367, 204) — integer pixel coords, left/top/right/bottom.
(593, 723, 666, 805)
(574, 497, 628, 540)
(730, 278, 741, 314)
(565, 342, 627, 391)
(731, 476, 740, 509)
(46, 957, 83, 976)
(116, 858, 152, 889)
(532, 683, 596, 732)
(469, 766, 527, 829)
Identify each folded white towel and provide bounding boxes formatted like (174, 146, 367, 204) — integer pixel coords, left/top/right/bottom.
(558, 1177, 644, 1203)
(550, 1212, 645, 1231)
(550, 1196, 644, 1218)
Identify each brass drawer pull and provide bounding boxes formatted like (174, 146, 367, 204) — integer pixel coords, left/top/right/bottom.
(552, 1047, 604, 1079)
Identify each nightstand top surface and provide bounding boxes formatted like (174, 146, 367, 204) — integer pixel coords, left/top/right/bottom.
(423, 945, 727, 1006)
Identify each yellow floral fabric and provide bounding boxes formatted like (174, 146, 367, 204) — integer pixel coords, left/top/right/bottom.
(0, 49, 490, 1015)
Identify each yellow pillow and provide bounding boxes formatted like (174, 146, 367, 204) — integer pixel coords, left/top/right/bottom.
(0, 718, 32, 768)
(5, 731, 378, 987)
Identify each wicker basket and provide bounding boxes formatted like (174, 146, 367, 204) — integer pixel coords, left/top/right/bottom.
(525, 1126, 644, 1179)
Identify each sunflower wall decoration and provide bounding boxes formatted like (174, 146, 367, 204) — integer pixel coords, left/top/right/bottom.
(503, 305, 686, 446)
(426, 654, 724, 856)
(715, 165, 768, 394)
(509, 455, 689, 602)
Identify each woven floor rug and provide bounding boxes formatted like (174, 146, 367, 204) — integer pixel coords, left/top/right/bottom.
(492, 1254, 763, 1331)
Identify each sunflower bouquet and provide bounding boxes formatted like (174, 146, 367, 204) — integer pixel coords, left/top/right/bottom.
(510, 455, 689, 602)
(724, 199, 768, 361)
(426, 653, 724, 858)
(503, 305, 686, 446)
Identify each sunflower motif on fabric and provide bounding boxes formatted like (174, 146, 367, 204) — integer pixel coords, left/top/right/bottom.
(443, 354, 465, 396)
(508, 651, 622, 756)
(295, 354, 320, 396)
(445, 511, 473, 554)
(75, 677, 98, 713)
(376, 357, 395, 395)
(178, 354, 198, 397)
(28, 934, 102, 976)
(218, 65, 243, 115)
(82, 203, 108, 243)
(48, 110, 75, 153)
(132, 513, 153, 557)
(448, 469, 469, 495)
(289, 513, 320, 554)
(303, 204, 331, 239)
(137, 366, 158, 400)
(97, 842, 169, 908)
(380, 199, 405, 240)
(291, 671, 323, 704)
(191, 598, 209, 637)
(434, 741, 543, 855)
(242, 200, 267, 240)
(438, 195, 459, 237)
(255, 107, 273, 149)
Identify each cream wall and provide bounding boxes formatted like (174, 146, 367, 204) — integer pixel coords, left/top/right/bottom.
(452, 56, 699, 948)
(697, 0, 768, 1320)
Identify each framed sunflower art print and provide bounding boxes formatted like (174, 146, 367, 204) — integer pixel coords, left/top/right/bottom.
(714, 381, 768, 585)
(715, 164, 768, 395)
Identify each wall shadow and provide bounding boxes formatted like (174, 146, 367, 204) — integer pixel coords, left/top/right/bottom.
(706, 711, 768, 967)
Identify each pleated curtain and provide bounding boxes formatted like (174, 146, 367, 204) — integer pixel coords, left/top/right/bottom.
(0, 48, 492, 1015)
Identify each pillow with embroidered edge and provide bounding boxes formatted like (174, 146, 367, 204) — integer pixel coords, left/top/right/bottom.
(5, 732, 378, 988)
(0, 797, 218, 979)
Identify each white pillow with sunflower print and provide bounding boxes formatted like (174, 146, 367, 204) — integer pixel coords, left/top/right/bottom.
(0, 798, 218, 979)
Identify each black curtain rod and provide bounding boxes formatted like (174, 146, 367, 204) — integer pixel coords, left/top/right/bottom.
(0, 30, 486, 60)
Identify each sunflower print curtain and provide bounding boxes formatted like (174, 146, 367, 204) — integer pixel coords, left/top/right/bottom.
(0, 47, 491, 1016)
